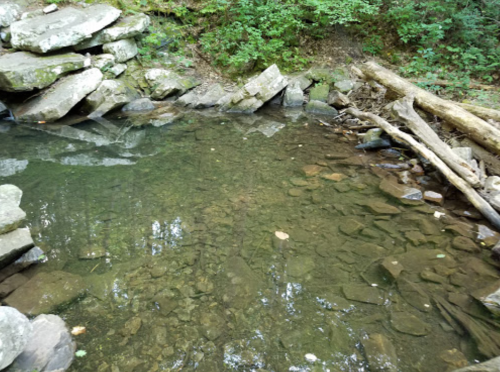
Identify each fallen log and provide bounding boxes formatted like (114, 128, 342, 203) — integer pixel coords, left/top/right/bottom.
(389, 96, 482, 188)
(345, 107, 500, 230)
(408, 78, 500, 92)
(360, 61, 500, 156)
(459, 138, 500, 177)
(457, 103, 500, 123)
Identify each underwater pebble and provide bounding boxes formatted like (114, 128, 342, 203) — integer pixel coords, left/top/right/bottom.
(305, 353, 317, 362)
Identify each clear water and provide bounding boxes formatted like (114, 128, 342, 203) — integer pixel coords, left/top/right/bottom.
(1, 107, 499, 372)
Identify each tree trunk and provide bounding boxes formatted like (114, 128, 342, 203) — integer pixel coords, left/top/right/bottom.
(458, 103, 500, 123)
(360, 61, 500, 156)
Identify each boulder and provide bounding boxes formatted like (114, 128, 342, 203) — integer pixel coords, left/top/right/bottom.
(102, 38, 138, 63)
(0, 202, 26, 234)
(0, 246, 44, 282)
(218, 64, 288, 113)
(145, 69, 200, 100)
(14, 68, 103, 123)
(195, 84, 226, 108)
(109, 63, 127, 77)
(0, 51, 90, 92)
(0, 307, 32, 370)
(4, 271, 86, 315)
(309, 84, 329, 102)
(85, 79, 139, 117)
(305, 100, 338, 116)
(334, 79, 355, 93)
(0, 228, 34, 269)
(283, 80, 304, 107)
(122, 98, 155, 112)
(0, 184, 22, 206)
(75, 13, 150, 50)
(0, 2, 22, 27)
(0, 273, 28, 297)
(91, 54, 115, 71)
(7, 314, 76, 372)
(450, 357, 500, 372)
(11, 5, 121, 53)
(175, 90, 199, 107)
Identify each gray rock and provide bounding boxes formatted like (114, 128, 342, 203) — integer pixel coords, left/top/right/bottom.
(0, 247, 44, 283)
(334, 79, 355, 93)
(219, 64, 288, 113)
(91, 54, 115, 71)
(362, 333, 398, 372)
(0, 202, 26, 235)
(145, 68, 200, 100)
(0, 228, 34, 269)
(175, 90, 199, 107)
(0, 273, 28, 297)
(305, 100, 339, 116)
(4, 271, 86, 315)
(328, 90, 350, 108)
(109, 63, 127, 77)
(8, 314, 76, 372)
(450, 357, 500, 372)
(286, 256, 315, 278)
(122, 98, 155, 112)
(75, 13, 150, 50)
(0, 184, 22, 206)
(20, 10, 43, 20)
(0, 101, 8, 117)
(11, 5, 121, 53)
(289, 74, 312, 90)
(0, 307, 32, 370)
(0, 3, 22, 27)
(390, 312, 430, 336)
(85, 79, 139, 117)
(195, 84, 226, 108)
(43, 4, 58, 14)
(343, 284, 384, 305)
(479, 286, 500, 316)
(15, 68, 103, 123)
(0, 51, 90, 92)
(102, 38, 138, 63)
(283, 80, 304, 107)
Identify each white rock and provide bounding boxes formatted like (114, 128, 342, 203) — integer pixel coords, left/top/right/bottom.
(485, 176, 500, 193)
(0, 307, 32, 370)
(0, 3, 22, 27)
(109, 63, 127, 77)
(85, 80, 139, 117)
(43, 4, 58, 14)
(0, 184, 22, 206)
(103, 38, 138, 63)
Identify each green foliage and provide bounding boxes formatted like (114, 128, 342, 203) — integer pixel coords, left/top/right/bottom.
(198, 0, 378, 71)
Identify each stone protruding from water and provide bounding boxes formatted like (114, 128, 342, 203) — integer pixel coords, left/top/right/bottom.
(218, 64, 288, 113)
(0, 51, 89, 92)
(283, 80, 304, 107)
(0, 306, 32, 370)
(7, 314, 76, 372)
(85, 79, 139, 117)
(145, 68, 200, 100)
(10, 5, 121, 53)
(75, 13, 150, 50)
(361, 333, 398, 372)
(14, 68, 103, 123)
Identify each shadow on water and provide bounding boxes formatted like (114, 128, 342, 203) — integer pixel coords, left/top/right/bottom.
(1, 106, 500, 372)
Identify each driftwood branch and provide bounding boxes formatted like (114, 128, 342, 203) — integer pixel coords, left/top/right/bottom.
(360, 61, 500, 156)
(408, 78, 500, 92)
(389, 96, 482, 188)
(345, 107, 500, 230)
(457, 103, 500, 123)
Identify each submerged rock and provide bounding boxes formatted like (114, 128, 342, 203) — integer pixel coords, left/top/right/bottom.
(0, 307, 32, 370)
(122, 98, 155, 112)
(10, 5, 121, 53)
(78, 244, 106, 260)
(4, 271, 86, 315)
(361, 333, 398, 372)
(0, 228, 34, 269)
(8, 314, 76, 372)
(218, 64, 288, 113)
(286, 256, 315, 278)
(195, 84, 226, 108)
(309, 84, 329, 102)
(15, 68, 103, 123)
(305, 100, 339, 116)
(222, 256, 262, 309)
(85, 79, 139, 117)
(102, 38, 138, 63)
(0, 51, 89, 92)
(379, 178, 422, 204)
(75, 13, 150, 50)
(343, 284, 384, 305)
(390, 312, 430, 336)
(450, 356, 500, 371)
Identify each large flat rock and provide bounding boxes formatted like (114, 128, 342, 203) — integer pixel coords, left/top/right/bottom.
(7, 314, 76, 372)
(10, 5, 121, 53)
(75, 13, 150, 50)
(0, 307, 32, 370)
(0, 184, 22, 206)
(102, 38, 138, 63)
(145, 68, 200, 100)
(0, 202, 26, 234)
(0, 51, 89, 92)
(85, 79, 139, 117)
(4, 271, 86, 315)
(0, 228, 34, 269)
(14, 68, 103, 123)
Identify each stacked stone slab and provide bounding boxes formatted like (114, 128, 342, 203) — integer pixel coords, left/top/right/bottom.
(0, 185, 34, 269)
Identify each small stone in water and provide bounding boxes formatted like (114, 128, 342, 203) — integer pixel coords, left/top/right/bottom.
(436, 254, 446, 258)
(275, 231, 289, 240)
(71, 326, 86, 336)
(305, 353, 317, 362)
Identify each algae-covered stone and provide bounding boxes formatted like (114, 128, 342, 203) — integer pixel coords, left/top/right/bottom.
(75, 13, 150, 50)
(343, 284, 384, 305)
(390, 312, 430, 336)
(11, 5, 121, 53)
(309, 84, 329, 102)
(305, 100, 339, 116)
(397, 278, 431, 312)
(222, 256, 262, 309)
(91, 54, 115, 71)
(103, 38, 138, 63)
(286, 256, 315, 278)
(334, 79, 355, 93)
(452, 236, 480, 252)
(4, 271, 86, 315)
(0, 51, 89, 92)
(362, 333, 398, 372)
(78, 244, 106, 260)
(15, 68, 103, 123)
(0, 2, 22, 27)
(85, 79, 139, 117)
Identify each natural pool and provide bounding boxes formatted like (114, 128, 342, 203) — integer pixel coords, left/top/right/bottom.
(1, 106, 500, 372)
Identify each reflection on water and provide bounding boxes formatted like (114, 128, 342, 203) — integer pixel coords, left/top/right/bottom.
(1, 107, 500, 372)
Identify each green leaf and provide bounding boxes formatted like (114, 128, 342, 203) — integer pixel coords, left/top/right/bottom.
(75, 350, 87, 358)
